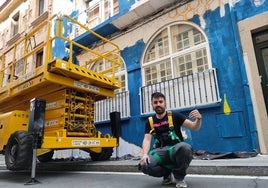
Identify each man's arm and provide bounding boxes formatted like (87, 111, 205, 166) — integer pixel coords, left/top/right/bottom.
(183, 109, 202, 130)
(140, 133, 152, 165)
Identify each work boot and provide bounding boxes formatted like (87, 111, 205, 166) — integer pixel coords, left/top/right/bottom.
(162, 173, 173, 185)
(175, 179, 187, 188)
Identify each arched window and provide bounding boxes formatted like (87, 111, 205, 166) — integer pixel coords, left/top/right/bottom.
(91, 54, 126, 92)
(92, 55, 130, 122)
(141, 22, 220, 114)
(143, 22, 210, 85)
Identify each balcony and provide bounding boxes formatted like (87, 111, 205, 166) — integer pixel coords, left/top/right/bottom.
(94, 90, 130, 122)
(140, 68, 221, 114)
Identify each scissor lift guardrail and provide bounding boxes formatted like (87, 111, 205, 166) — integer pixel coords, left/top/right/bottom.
(0, 14, 121, 113)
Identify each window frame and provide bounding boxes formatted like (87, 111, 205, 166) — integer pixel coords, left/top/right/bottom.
(91, 55, 130, 122)
(140, 21, 217, 114)
(141, 21, 212, 86)
(90, 53, 128, 93)
(38, 0, 45, 16)
(36, 50, 44, 68)
(11, 12, 20, 37)
(87, 0, 119, 28)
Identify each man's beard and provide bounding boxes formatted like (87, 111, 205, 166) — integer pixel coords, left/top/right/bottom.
(154, 106, 165, 115)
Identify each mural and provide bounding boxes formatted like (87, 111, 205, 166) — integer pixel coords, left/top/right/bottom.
(38, 0, 268, 155)
(97, 0, 268, 155)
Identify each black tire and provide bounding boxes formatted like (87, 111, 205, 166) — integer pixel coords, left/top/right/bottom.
(90, 147, 113, 161)
(5, 131, 33, 170)
(37, 150, 54, 162)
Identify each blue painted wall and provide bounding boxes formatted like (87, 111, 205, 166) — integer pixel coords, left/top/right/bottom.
(71, 0, 268, 153)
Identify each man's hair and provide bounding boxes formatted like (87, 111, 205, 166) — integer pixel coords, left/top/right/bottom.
(151, 92, 166, 101)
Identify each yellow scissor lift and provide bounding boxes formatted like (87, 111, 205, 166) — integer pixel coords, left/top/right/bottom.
(0, 14, 121, 170)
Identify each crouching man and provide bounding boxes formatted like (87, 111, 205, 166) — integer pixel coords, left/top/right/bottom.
(139, 92, 202, 188)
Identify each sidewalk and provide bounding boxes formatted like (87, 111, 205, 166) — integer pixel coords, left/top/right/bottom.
(1, 154, 268, 176)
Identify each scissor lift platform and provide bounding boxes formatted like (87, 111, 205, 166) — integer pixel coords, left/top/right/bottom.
(0, 14, 121, 113)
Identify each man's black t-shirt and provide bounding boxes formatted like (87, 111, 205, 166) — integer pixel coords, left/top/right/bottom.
(145, 111, 186, 146)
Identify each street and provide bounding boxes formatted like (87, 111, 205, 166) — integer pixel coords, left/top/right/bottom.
(0, 171, 267, 188)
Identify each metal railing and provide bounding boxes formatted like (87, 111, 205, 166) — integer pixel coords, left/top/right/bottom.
(94, 90, 130, 122)
(140, 68, 221, 114)
(0, 14, 122, 100)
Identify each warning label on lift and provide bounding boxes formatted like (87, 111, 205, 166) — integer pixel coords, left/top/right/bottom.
(72, 140, 100, 146)
(74, 81, 100, 92)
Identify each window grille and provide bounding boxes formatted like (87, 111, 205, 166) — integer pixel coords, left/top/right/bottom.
(94, 90, 130, 122)
(140, 68, 221, 114)
(92, 53, 128, 122)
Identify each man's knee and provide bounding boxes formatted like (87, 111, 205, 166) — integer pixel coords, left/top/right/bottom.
(139, 156, 169, 177)
(139, 164, 164, 177)
(173, 142, 193, 163)
(177, 142, 192, 154)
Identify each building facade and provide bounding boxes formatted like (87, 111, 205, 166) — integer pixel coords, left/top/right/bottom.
(0, 0, 267, 156)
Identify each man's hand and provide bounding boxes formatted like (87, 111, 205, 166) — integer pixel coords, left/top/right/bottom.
(140, 154, 150, 165)
(189, 109, 202, 120)
(184, 109, 202, 130)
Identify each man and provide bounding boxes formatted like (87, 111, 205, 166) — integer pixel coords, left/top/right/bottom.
(139, 92, 202, 188)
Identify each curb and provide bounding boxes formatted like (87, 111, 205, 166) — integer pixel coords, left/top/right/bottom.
(188, 166, 268, 176)
(38, 162, 268, 176)
(1, 159, 268, 176)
